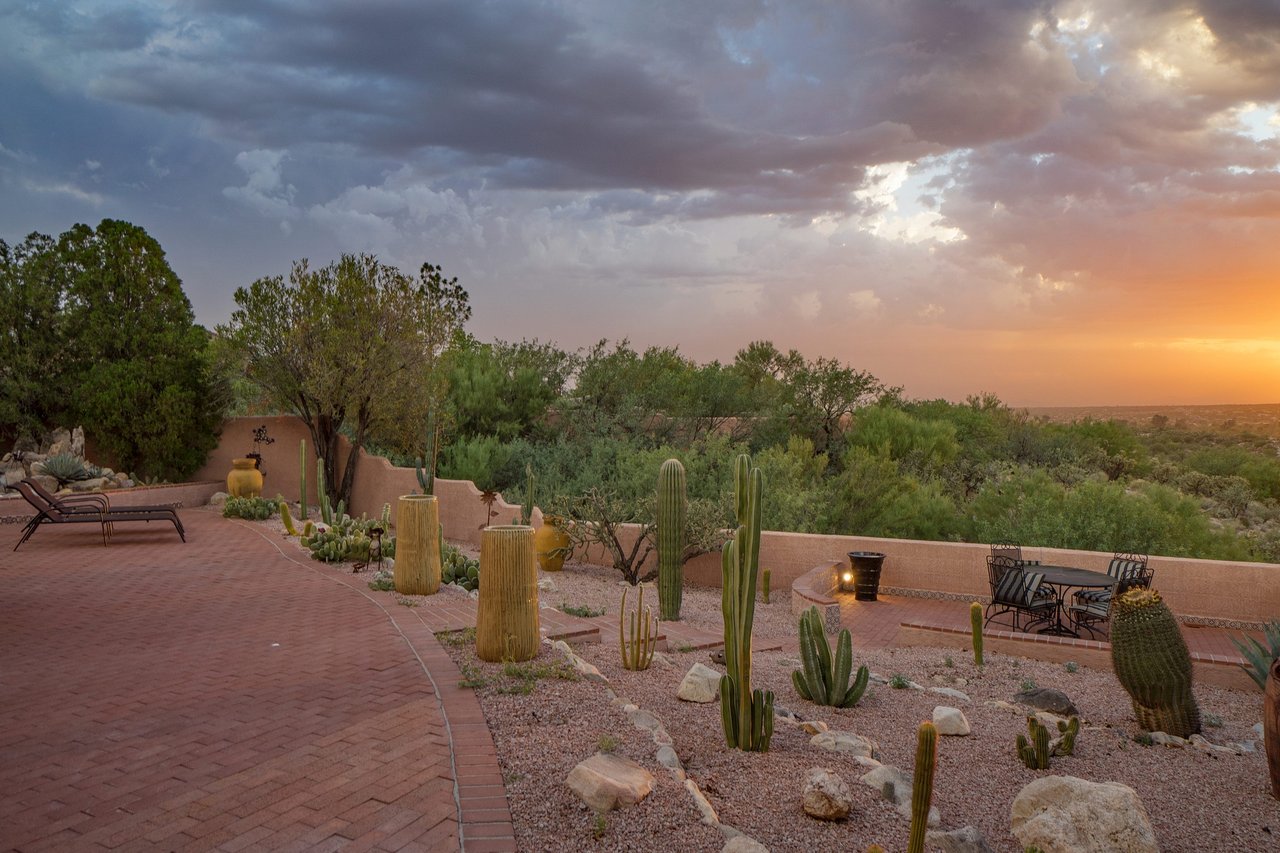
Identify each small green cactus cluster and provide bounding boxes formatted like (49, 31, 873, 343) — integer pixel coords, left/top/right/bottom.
(443, 542, 480, 591)
(521, 464, 535, 526)
(719, 454, 774, 752)
(908, 720, 938, 853)
(300, 507, 395, 564)
(1109, 588, 1201, 737)
(970, 601, 984, 666)
(1016, 716, 1052, 769)
(1056, 716, 1079, 755)
(222, 496, 278, 520)
(761, 568, 771, 604)
(620, 585, 657, 671)
(415, 411, 440, 496)
(315, 459, 345, 525)
(792, 605, 868, 707)
(298, 439, 307, 521)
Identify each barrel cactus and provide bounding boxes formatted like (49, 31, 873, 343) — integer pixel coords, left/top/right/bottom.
(1110, 588, 1201, 738)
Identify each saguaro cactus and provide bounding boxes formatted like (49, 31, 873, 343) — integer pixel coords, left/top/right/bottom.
(298, 439, 308, 521)
(1110, 588, 1201, 738)
(908, 720, 938, 853)
(475, 525, 540, 662)
(620, 585, 658, 671)
(656, 458, 687, 621)
(792, 605, 868, 707)
(520, 464, 535, 526)
(719, 454, 775, 752)
(970, 601, 984, 666)
(316, 458, 333, 525)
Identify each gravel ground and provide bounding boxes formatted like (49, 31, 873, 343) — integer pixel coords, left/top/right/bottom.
(243, 514, 1280, 851)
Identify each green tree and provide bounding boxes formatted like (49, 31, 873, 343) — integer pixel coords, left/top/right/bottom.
(447, 337, 575, 440)
(220, 254, 470, 507)
(0, 232, 68, 446)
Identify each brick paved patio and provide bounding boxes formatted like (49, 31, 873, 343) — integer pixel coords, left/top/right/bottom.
(0, 510, 513, 852)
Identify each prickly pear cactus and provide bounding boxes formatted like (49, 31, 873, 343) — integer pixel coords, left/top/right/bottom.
(1110, 588, 1201, 738)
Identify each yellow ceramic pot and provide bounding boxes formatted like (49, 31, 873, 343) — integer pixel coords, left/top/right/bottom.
(226, 458, 264, 498)
(534, 520, 571, 572)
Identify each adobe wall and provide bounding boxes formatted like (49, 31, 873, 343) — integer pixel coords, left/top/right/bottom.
(196, 417, 1279, 627)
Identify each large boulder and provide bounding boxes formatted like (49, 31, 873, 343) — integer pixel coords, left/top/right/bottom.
(927, 825, 994, 853)
(566, 753, 654, 811)
(70, 426, 85, 458)
(1010, 776, 1158, 852)
(1013, 688, 1079, 718)
(860, 765, 940, 828)
(811, 730, 879, 759)
(677, 663, 723, 703)
(932, 706, 971, 736)
(801, 768, 851, 821)
(44, 428, 71, 456)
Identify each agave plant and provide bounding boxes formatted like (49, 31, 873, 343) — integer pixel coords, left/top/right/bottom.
(36, 453, 90, 487)
(1232, 620, 1280, 690)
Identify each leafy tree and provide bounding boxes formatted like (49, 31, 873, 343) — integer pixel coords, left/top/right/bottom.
(221, 254, 469, 507)
(0, 233, 68, 446)
(447, 337, 575, 440)
(1, 220, 222, 478)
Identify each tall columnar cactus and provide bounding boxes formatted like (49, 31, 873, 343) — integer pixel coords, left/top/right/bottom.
(656, 458, 687, 621)
(908, 721, 938, 853)
(1110, 588, 1202, 738)
(316, 458, 333, 525)
(762, 568, 771, 604)
(792, 605, 869, 707)
(970, 601, 984, 666)
(620, 585, 657, 671)
(719, 454, 775, 752)
(1016, 716, 1051, 769)
(415, 410, 439, 496)
(298, 439, 307, 520)
(521, 464, 535, 526)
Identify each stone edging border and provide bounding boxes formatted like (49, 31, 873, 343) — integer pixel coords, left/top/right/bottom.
(547, 640, 767, 852)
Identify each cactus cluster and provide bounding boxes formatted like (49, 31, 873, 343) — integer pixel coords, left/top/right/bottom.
(656, 458, 687, 621)
(792, 606, 868, 708)
(719, 454, 775, 752)
(1015, 715, 1079, 768)
(620, 585, 658, 671)
(222, 496, 278, 520)
(908, 720, 938, 853)
(1109, 588, 1201, 738)
(300, 508, 395, 564)
(443, 542, 480, 591)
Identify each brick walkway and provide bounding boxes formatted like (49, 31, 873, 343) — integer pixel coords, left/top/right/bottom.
(0, 510, 513, 852)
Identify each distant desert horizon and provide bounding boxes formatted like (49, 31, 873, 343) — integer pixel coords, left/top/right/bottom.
(1024, 403, 1280, 438)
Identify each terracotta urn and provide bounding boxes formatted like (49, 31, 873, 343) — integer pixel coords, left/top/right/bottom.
(226, 458, 264, 498)
(534, 517, 571, 572)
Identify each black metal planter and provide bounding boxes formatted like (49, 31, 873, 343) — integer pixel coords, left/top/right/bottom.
(847, 551, 886, 601)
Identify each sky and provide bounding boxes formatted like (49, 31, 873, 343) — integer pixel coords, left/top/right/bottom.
(2, 0, 1279, 407)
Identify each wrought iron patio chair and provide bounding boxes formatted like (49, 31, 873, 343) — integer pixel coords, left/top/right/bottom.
(991, 542, 1040, 566)
(1069, 552, 1151, 636)
(985, 555, 1058, 633)
(11, 480, 185, 551)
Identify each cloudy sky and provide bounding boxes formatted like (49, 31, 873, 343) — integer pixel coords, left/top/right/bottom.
(3, 0, 1279, 405)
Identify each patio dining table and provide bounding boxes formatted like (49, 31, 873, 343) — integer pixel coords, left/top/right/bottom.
(1034, 565, 1116, 637)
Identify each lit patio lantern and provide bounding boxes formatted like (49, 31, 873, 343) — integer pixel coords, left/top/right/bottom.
(839, 568, 856, 592)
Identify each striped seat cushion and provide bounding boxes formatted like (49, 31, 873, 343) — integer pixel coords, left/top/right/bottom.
(1070, 598, 1111, 622)
(1076, 558, 1145, 605)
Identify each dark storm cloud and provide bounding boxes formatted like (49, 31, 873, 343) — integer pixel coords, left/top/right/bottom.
(38, 0, 1082, 217)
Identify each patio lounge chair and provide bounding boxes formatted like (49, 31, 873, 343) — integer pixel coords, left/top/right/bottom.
(11, 480, 186, 551)
(21, 477, 175, 517)
(1069, 552, 1152, 636)
(985, 555, 1058, 632)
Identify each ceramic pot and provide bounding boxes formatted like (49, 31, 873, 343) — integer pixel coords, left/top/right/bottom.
(226, 458, 264, 498)
(534, 520, 571, 572)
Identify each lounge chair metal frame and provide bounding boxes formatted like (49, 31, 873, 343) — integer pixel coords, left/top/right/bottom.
(11, 480, 186, 551)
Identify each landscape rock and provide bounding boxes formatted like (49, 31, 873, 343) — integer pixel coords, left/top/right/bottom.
(1149, 731, 1187, 748)
(70, 426, 84, 457)
(861, 764, 912, 805)
(565, 753, 654, 811)
(932, 706, 971, 736)
(811, 730, 879, 759)
(1, 463, 25, 487)
(985, 699, 1022, 714)
(70, 477, 107, 492)
(1010, 775, 1158, 853)
(927, 825, 994, 853)
(45, 428, 71, 456)
(536, 577, 556, 592)
(29, 474, 59, 494)
(655, 745, 681, 771)
(801, 768, 852, 821)
(677, 663, 723, 703)
(1013, 687, 1079, 717)
(721, 835, 769, 853)
(209, 491, 230, 506)
(801, 720, 829, 735)
(929, 686, 971, 702)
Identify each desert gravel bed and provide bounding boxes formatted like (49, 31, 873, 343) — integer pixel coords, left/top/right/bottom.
(460, 557, 1280, 852)
(239, 514, 1279, 851)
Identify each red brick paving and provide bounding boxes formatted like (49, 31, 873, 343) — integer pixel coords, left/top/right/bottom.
(0, 510, 513, 852)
